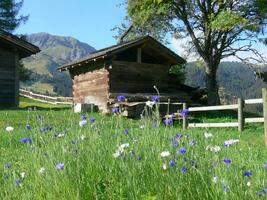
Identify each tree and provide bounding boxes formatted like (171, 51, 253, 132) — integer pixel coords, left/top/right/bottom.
(0, 0, 28, 32)
(123, 0, 267, 105)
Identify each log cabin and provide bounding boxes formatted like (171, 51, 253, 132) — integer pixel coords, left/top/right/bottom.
(0, 30, 40, 108)
(58, 36, 204, 117)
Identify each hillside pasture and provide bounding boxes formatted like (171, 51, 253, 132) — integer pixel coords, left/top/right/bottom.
(0, 101, 266, 199)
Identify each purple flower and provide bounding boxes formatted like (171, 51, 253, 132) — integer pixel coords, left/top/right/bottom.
(15, 179, 22, 186)
(52, 134, 57, 139)
(180, 166, 187, 172)
(243, 171, 252, 177)
(171, 133, 183, 146)
(258, 188, 267, 197)
(223, 158, 231, 164)
(20, 137, 32, 143)
(56, 163, 64, 170)
(89, 118, 96, 123)
(137, 155, 142, 160)
(81, 114, 87, 120)
(178, 147, 186, 154)
(180, 109, 189, 117)
(151, 96, 160, 102)
(25, 124, 31, 130)
(123, 129, 129, 134)
(163, 118, 173, 126)
(263, 162, 267, 169)
(169, 160, 176, 167)
(112, 107, 119, 113)
(4, 164, 12, 169)
(117, 95, 126, 102)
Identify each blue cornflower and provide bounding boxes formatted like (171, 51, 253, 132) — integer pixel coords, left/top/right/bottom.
(81, 114, 87, 120)
(52, 134, 57, 139)
(137, 155, 142, 160)
(20, 137, 32, 143)
(130, 150, 135, 158)
(263, 162, 267, 169)
(40, 126, 47, 132)
(169, 160, 176, 167)
(15, 179, 22, 186)
(151, 95, 160, 102)
(180, 166, 187, 172)
(4, 164, 12, 169)
(123, 129, 129, 134)
(171, 133, 183, 147)
(180, 109, 189, 117)
(90, 118, 96, 123)
(223, 158, 231, 164)
(243, 171, 252, 177)
(117, 95, 126, 102)
(163, 118, 173, 126)
(178, 147, 186, 154)
(25, 124, 31, 130)
(56, 163, 64, 170)
(189, 140, 196, 146)
(112, 107, 119, 113)
(258, 188, 267, 197)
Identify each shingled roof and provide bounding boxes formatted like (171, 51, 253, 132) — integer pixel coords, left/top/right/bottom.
(58, 36, 186, 72)
(0, 30, 40, 57)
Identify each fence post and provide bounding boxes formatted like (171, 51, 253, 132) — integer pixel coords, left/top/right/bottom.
(262, 88, 267, 146)
(182, 103, 188, 130)
(238, 98, 244, 132)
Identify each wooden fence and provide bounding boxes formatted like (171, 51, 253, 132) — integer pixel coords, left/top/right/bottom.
(19, 89, 73, 105)
(182, 88, 267, 146)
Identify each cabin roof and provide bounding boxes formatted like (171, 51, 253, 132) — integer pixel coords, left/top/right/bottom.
(58, 36, 186, 72)
(0, 30, 40, 58)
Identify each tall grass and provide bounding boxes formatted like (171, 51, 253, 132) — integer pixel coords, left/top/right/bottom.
(0, 108, 266, 199)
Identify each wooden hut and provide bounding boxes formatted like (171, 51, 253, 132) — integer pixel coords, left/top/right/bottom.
(58, 36, 204, 116)
(0, 30, 40, 108)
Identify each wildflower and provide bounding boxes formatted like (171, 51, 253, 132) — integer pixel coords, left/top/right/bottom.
(139, 125, 145, 129)
(151, 95, 160, 102)
(204, 132, 213, 138)
(39, 167, 45, 174)
(171, 133, 183, 147)
(113, 151, 121, 158)
(123, 129, 129, 134)
(56, 163, 64, 170)
(117, 95, 126, 102)
(79, 120, 87, 127)
(180, 109, 189, 117)
(89, 118, 96, 123)
(206, 145, 221, 153)
(81, 114, 87, 120)
(130, 150, 135, 158)
(57, 133, 64, 138)
(247, 182, 251, 187)
(223, 158, 231, 164)
(178, 147, 186, 154)
(189, 140, 196, 146)
(221, 180, 229, 193)
(162, 164, 167, 170)
(212, 176, 218, 183)
(20, 172, 26, 179)
(160, 151, 170, 157)
(6, 126, 14, 132)
(119, 143, 129, 149)
(163, 118, 173, 126)
(263, 162, 267, 169)
(169, 160, 176, 167)
(146, 101, 155, 107)
(224, 139, 239, 147)
(243, 171, 252, 177)
(80, 135, 86, 140)
(52, 134, 57, 139)
(180, 166, 187, 172)
(4, 164, 12, 169)
(112, 107, 119, 113)
(258, 188, 267, 197)
(25, 124, 31, 130)
(113, 143, 130, 158)
(137, 155, 142, 160)
(20, 137, 32, 143)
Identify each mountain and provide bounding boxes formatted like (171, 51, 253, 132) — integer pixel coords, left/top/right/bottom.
(21, 32, 96, 96)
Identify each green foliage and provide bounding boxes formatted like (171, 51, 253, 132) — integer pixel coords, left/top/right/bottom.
(19, 63, 32, 82)
(169, 64, 186, 84)
(0, 0, 28, 32)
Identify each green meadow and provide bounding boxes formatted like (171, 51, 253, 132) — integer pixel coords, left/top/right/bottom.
(0, 97, 266, 199)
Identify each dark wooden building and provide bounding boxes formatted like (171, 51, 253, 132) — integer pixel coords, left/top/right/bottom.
(58, 36, 203, 116)
(0, 30, 40, 108)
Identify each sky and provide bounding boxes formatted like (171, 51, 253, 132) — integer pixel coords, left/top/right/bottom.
(16, 0, 266, 62)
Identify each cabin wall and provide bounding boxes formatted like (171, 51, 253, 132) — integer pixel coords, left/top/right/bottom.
(0, 47, 17, 108)
(71, 65, 109, 112)
(109, 60, 171, 93)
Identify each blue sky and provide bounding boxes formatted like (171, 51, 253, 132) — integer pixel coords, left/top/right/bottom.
(16, 0, 126, 50)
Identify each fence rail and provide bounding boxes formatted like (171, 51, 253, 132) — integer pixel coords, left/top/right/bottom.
(180, 88, 267, 146)
(19, 89, 73, 105)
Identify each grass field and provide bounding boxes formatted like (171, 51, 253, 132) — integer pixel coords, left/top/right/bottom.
(0, 98, 266, 199)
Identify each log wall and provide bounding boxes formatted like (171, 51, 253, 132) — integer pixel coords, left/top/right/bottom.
(72, 67, 109, 112)
(0, 47, 16, 107)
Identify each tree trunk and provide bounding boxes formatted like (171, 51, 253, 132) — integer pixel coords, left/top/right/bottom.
(205, 65, 221, 105)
